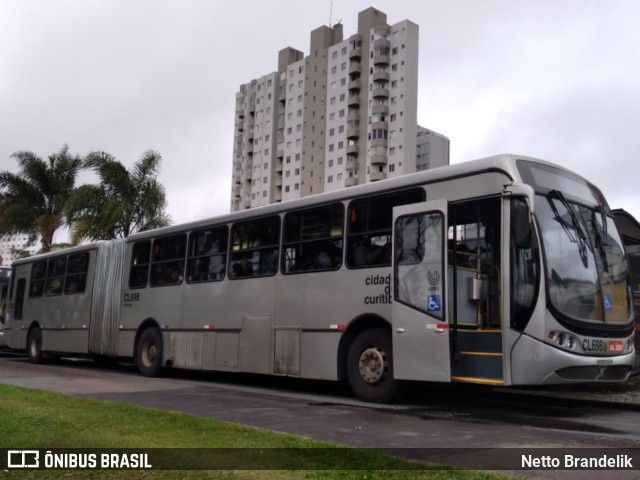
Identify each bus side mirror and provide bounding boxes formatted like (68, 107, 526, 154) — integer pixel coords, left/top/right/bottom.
(513, 202, 532, 249)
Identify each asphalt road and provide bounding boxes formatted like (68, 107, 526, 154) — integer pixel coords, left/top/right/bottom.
(1, 352, 640, 479)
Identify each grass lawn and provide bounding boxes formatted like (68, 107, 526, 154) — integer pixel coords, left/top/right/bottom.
(0, 383, 517, 480)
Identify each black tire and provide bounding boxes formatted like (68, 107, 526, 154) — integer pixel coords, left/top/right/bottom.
(346, 327, 400, 403)
(26, 327, 43, 364)
(136, 328, 163, 377)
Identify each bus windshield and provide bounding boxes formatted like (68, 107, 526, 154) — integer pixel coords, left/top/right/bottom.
(519, 161, 632, 325)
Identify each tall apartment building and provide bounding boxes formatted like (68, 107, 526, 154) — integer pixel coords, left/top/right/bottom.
(0, 233, 40, 266)
(231, 7, 448, 211)
(416, 127, 450, 172)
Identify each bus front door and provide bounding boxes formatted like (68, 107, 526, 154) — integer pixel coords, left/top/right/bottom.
(392, 200, 451, 382)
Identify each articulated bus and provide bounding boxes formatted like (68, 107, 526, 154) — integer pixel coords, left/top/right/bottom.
(2, 155, 635, 402)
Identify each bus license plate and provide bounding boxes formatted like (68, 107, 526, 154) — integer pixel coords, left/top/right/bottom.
(583, 338, 624, 354)
(608, 340, 624, 353)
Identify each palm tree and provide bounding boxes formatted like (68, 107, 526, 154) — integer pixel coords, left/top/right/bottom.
(0, 144, 82, 253)
(65, 150, 171, 243)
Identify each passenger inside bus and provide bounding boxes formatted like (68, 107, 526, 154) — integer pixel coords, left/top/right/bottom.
(353, 235, 383, 266)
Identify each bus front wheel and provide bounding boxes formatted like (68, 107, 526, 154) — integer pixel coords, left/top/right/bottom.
(27, 327, 43, 364)
(136, 328, 163, 377)
(346, 328, 400, 403)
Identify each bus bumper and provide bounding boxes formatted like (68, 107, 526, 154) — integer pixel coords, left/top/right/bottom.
(510, 333, 634, 385)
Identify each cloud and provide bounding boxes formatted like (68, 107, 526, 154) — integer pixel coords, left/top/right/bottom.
(2, 0, 640, 227)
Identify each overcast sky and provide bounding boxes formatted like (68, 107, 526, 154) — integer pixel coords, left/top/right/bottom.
(2, 0, 639, 240)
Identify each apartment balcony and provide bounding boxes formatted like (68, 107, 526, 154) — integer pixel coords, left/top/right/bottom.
(371, 138, 388, 148)
(345, 176, 359, 187)
(372, 104, 389, 115)
(349, 62, 362, 75)
(370, 154, 388, 166)
(276, 143, 284, 158)
(347, 110, 360, 122)
(349, 47, 362, 60)
(346, 144, 359, 155)
(370, 171, 387, 182)
(372, 87, 390, 99)
(346, 158, 358, 170)
(373, 54, 390, 66)
(373, 37, 391, 49)
(372, 71, 390, 83)
(371, 121, 388, 131)
(347, 94, 361, 107)
(349, 34, 363, 59)
(348, 79, 361, 91)
(346, 127, 359, 139)
(234, 187, 241, 198)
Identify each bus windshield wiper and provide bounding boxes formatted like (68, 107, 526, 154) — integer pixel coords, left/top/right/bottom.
(548, 189, 589, 268)
(592, 208, 609, 273)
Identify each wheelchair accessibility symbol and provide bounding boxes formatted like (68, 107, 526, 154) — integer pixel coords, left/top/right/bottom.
(427, 295, 441, 312)
(603, 293, 612, 311)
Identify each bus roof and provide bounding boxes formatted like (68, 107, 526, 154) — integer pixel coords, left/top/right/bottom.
(9, 153, 585, 261)
(126, 153, 555, 241)
(10, 242, 103, 267)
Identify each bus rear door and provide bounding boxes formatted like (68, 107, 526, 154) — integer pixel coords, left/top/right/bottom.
(392, 200, 451, 382)
(4, 269, 28, 350)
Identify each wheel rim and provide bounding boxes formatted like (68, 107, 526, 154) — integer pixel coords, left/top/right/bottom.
(29, 334, 39, 358)
(358, 345, 387, 384)
(142, 341, 156, 368)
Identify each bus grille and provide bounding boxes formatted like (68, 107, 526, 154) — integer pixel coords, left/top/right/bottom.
(556, 365, 630, 382)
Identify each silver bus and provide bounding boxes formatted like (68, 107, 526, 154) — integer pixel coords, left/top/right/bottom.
(3, 154, 634, 402)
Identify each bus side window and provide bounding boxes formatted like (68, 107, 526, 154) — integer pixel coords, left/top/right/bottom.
(282, 203, 343, 274)
(187, 225, 228, 283)
(347, 189, 424, 268)
(230, 215, 280, 279)
(150, 234, 187, 286)
(45, 257, 66, 296)
(130, 241, 151, 289)
(29, 261, 46, 298)
(65, 253, 89, 294)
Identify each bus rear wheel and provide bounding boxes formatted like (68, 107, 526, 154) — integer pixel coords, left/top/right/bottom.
(136, 327, 163, 377)
(27, 327, 43, 364)
(346, 328, 400, 403)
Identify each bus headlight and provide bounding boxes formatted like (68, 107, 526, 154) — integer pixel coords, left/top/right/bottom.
(548, 330, 578, 351)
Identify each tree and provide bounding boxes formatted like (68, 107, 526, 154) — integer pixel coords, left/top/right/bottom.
(0, 144, 82, 253)
(66, 150, 171, 243)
